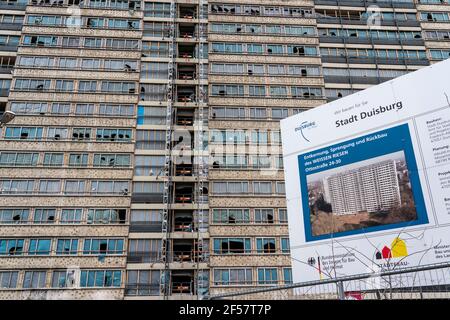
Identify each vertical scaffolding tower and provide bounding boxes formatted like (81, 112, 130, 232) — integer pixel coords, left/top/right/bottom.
(195, 0, 209, 299)
(160, 0, 209, 299)
(160, 0, 177, 300)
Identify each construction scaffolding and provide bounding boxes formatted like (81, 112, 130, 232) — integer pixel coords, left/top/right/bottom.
(160, 0, 177, 299)
(159, 0, 209, 299)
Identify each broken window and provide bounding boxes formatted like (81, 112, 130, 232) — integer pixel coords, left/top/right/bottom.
(255, 208, 274, 223)
(256, 238, 276, 253)
(0, 239, 24, 255)
(83, 238, 124, 255)
(213, 238, 250, 254)
(33, 208, 56, 223)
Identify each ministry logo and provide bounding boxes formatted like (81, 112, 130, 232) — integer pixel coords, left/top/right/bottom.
(295, 121, 317, 142)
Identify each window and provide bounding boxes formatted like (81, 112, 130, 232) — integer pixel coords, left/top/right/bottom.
(34, 209, 56, 224)
(272, 108, 288, 119)
(28, 239, 51, 255)
(61, 209, 83, 224)
(10, 102, 48, 114)
(87, 209, 126, 224)
(281, 238, 290, 253)
(39, 180, 61, 194)
(212, 181, 248, 194)
(249, 108, 267, 119)
(0, 180, 34, 194)
(68, 154, 88, 167)
(211, 107, 245, 119)
(51, 103, 70, 114)
(55, 80, 74, 92)
(255, 209, 274, 223)
(136, 130, 165, 150)
(126, 270, 160, 296)
(80, 270, 121, 288)
(83, 238, 124, 255)
(23, 271, 47, 289)
(23, 35, 57, 47)
(269, 86, 287, 97)
(56, 239, 78, 255)
(211, 84, 244, 96)
(93, 154, 131, 167)
(251, 130, 268, 144)
(249, 85, 265, 97)
(0, 271, 18, 288)
(134, 155, 164, 176)
(142, 41, 168, 57)
(213, 269, 252, 286)
(84, 37, 102, 48)
(81, 59, 101, 70)
(0, 209, 29, 224)
(64, 180, 86, 195)
(267, 44, 283, 54)
(46, 127, 68, 140)
(4, 127, 43, 140)
(256, 238, 276, 253)
(18, 56, 55, 68)
(108, 19, 139, 29)
(268, 64, 284, 75)
(211, 42, 243, 53)
(42, 153, 63, 167)
(128, 239, 161, 262)
(279, 209, 288, 223)
(99, 104, 134, 117)
(276, 182, 285, 194)
(86, 17, 104, 28)
(257, 268, 278, 285)
(0, 152, 39, 167)
(91, 181, 129, 195)
(141, 62, 168, 79)
(0, 239, 24, 255)
(72, 128, 91, 141)
(144, 2, 171, 18)
(130, 210, 162, 225)
(100, 81, 136, 93)
(78, 81, 97, 93)
(247, 64, 264, 75)
(247, 43, 263, 54)
(213, 238, 251, 254)
(253, 181, 272, 194)
(105, 38, 140, 50)
(251, 155, 271, 169)
(283, 268, 292, 284)
(51, 271, 73, 288)
(96, 128, 132, 142)
(292, 86, 323, 98)
(212, 209, 250, 224)
(59, 58, 77, 69)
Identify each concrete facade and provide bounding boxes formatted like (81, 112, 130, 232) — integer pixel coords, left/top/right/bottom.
(0, 0, 449, 300)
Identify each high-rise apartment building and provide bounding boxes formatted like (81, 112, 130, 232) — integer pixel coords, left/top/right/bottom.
(0, 0, 448, 300)
(326, 160, 401, 215)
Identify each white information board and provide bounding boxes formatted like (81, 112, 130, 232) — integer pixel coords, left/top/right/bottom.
(281, 58, 450, 285)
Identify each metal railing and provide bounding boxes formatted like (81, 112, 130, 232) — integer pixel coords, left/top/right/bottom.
(208, 262, 450, 300)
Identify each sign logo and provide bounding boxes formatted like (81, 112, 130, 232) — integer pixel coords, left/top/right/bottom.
(375, 237, 408, 260)
(307, 257, 316, 266)
(294, 121, 317, 142)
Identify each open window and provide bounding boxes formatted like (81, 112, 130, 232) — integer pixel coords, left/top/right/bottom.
(171, 271, 193, 294)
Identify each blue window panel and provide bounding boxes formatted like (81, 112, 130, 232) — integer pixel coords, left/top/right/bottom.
(137, 105, 145, 125)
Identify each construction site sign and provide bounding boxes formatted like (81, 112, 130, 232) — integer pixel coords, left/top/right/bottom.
(280, 58, 450, 285)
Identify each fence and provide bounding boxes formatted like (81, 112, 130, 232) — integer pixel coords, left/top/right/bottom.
(208, 261, 450, 300)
